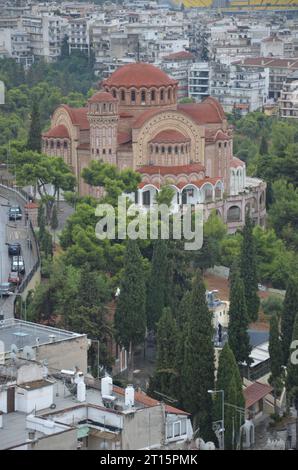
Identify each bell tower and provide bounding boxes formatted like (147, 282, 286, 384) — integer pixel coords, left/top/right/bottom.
(87, 91, 118, 165)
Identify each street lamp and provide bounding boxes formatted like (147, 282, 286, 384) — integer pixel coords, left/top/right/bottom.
(208, 389, 225, 450)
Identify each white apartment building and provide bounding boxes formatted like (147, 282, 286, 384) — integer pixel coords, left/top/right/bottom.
(68, 17, 93, 56)
(188, 62, 210, 102)
(279, 71, 298, 119)
(211, 62, 268, 115)
(0, 28, 33, 67)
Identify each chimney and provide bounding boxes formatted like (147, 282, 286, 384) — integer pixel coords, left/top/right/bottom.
(125, 385, 135, 408)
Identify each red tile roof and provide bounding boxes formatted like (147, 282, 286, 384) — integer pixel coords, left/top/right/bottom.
(88, 91, 117, 103)
(138, 163, 205, 176)
(232, 57, 298, 69)
(178, 97, 226, 124)
(230, 157, 245, 168)
(163, 51, 195, 61)
(149, 130, 190, 144)
(61, 105, 89, 130)
(244, 382, 273, 409)
(102, 62, 177, 88)
(118, 132, 131, 145)
(43, 124, 70, 139)
(205, 129, 231, 142)
(138, 177, 222, 190)
(113, 385, 190, 416)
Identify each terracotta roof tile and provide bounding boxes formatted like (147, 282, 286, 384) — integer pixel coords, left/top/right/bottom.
(163, 51, 195, 61)
(230, 157, 245, 168)
(137, 163, 205, 176)
(149, 130, 190, 144)
(244, 382, 273, 409)
(61, 105, 89, 130)
(43, 124, 69, 139)
(113, 386, 190, 415)
(178, 97, 225, 125)
(103, 62, 177, 88)
(88, 91, 117, 103)
(118, 132, 131, 145)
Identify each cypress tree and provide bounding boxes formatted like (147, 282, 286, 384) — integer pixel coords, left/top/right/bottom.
(259, 135, 268, 156)
(269, 314, 283, 382)
(215, 344, 245, 450)
(148, 307, 178, 400)
(281, 277, 298, 365)
(114, 240, 146, 371)
(60, 35, 69, 59)
(146, 239, 169, 332)
(181, 271, 215, 441)
(228, 271, 251, 365)
(240, 213, 260, 322)
(286, 313, 298, 406)
(51, 204, 59, 244)
(27, 100, 42, 152)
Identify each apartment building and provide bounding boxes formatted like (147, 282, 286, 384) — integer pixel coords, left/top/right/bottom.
(188, 62, 210, 102)
(279, 70, 298, 119)
(211, 61, 268, 115)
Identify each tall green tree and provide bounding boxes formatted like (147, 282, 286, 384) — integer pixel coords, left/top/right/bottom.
(215, 344, 245, 449)
(259, 134, 268, 155)
(228, 271, 251, 365)
(269, 314, 283, 411)
(114, 240, 146, 371)
(281, 277, 298, 365)
(51, 204, 59, 244)
(148, 307, 179, 400)
(286, 312, 298, 409)
(146, 239, 169, 331)
(240, 213, 260, 322)
(27, 100, 41, 152)
(181, 271, 215, 441)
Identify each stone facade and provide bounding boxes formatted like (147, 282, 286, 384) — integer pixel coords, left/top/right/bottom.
(42, 62, 266, 232)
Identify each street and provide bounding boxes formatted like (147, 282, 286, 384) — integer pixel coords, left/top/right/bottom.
(0, 193, 36, 318)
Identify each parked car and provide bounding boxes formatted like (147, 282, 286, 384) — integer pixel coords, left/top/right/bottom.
(11, 255, 25, 275)
(0, 282, 14, 297)
(8, 271, 22, 285)
(7, 242, 21, 256)
(8, 205, 22, 221)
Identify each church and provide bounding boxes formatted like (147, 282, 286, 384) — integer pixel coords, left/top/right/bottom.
(42, 62, 266, 232)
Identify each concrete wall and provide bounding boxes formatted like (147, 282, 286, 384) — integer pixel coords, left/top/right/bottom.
(0, 389, 7, 413)
(29, 429, 78, 450)
(122, 405, 163, 450)
(16, 384, 54, 414)
(16, 363, 43, 385)
(35, 335, 89, 374)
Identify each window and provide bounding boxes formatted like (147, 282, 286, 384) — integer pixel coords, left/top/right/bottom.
(112, 89, 116, 98)
(161, 146, 165, 154)
(168, 146, 172, 154)
(109, 148, 112, 154)
(50, 140, 54, 149)
(151, 89, 155, 101)
(174, 422, 181, 437)
(166, 423, 173, 439)
(142, 190, 150, 206)
(168, 88, 171, 100)
(181, 420, 187, 435)
(103, 149, 106, 155)
(131, 90, 136, 102)
(121, 90, 125, 101)
(96, 149, 99, 155)
(219, 142, 222, 148)
(175, 146, 178, 154)
(103, 103, 106, 111)
(160, 89, 164, 101)
(141, 90, 146, 103)
(57, 141, 60, 148)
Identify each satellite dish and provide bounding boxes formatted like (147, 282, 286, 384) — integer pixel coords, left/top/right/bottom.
(11, 344, 18, 355)
(22, 346, 36, 360)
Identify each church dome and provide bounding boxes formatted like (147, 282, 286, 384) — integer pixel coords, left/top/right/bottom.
(88, 91, 117, 103)
(102, 63, 177, 89)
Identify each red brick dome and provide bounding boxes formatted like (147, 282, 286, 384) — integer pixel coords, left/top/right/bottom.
(88, 91, 117, 103)
(102, 63, 177, 88)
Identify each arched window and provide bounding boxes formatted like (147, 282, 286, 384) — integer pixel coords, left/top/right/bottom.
(160, 89, 164, 101)
(161, 146, 165, 154)
(131, 90, 136, 102)
(109, 104, 112, 112)
(103, 103, 106, 111)
(151, 89, 155, 101)
(112, 89, 116, 98)
(45, 140, 48, 147)
(121, 90, 125, 101)
(227, 206, 241, 222)
(155, 146, 159, 154)
(50, 140, 54, 149)
(103, 149, 106, 155)
(57, 141, 60, 148)
(141, 90, 146, 103)
(181, 145, 184, 154)
(168, 88, 171, 100)
(168, 146, 172, 154)
(175, 146, 178, 154)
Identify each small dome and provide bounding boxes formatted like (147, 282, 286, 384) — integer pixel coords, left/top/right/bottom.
(102, 63, 177, 88)
(88, 91, 117, 103)
(150, 130, 190, 144)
